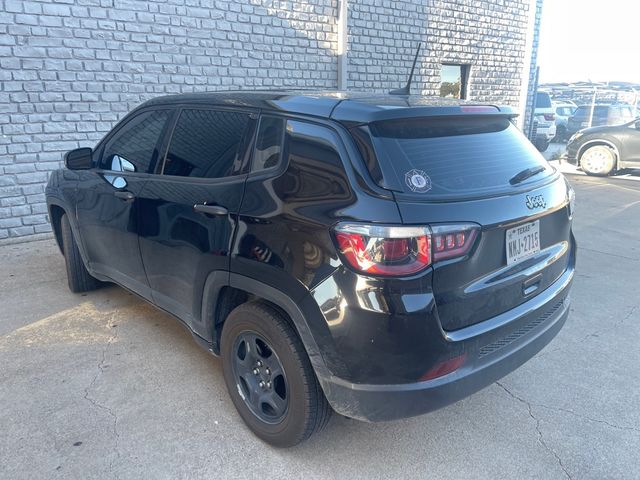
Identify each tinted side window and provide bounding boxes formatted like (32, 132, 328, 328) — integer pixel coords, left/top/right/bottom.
(282, 121, 350, 200)
(100, 110, 171, 173)
(252, 116, 285, 172)
(572, 107, 587, 119)
(286, 121, 344, 168)
(163, 109, 250, 178)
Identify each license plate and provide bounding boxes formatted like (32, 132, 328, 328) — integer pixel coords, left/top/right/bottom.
(506, 220, 540, 265)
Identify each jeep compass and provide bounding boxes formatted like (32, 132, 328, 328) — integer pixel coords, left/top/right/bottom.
(46, 91, 576, 447)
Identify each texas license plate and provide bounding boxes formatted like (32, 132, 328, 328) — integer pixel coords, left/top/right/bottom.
(506, 220, 540, 265)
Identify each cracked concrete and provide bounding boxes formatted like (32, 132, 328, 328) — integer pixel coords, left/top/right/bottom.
(1, 172, 639, 479)
(82, 317, 121, 478)
(497, 382, 572, 480)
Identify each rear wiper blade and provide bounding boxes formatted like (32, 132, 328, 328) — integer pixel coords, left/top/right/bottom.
(509, 166, 546, 185)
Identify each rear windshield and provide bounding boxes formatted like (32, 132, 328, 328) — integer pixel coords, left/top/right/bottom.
(556, 106, 576, 116)
(356, 117, 554, 199)
(535, 93, 552, 108)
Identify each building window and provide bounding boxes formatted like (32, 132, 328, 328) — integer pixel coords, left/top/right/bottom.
(440, 64, 470, 99)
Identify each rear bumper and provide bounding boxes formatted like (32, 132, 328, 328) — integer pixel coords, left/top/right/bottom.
(319, 264, 573, 422)
(535, 124, 556, 140)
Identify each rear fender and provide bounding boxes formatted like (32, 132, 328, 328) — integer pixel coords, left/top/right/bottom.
(200, 271, 333, 383)
(46, 197, 91, 269)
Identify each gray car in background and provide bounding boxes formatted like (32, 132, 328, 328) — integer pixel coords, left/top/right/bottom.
(567, 104, 637, 137)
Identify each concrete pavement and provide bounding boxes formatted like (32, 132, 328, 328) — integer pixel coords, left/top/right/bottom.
(1, 173, 639, 479)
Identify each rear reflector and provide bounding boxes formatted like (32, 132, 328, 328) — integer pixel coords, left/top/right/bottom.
(420, 354, 467, 381)
(333, 223, 479, 277)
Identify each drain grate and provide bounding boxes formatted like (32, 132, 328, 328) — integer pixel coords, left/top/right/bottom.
(478, 299, 565, 358)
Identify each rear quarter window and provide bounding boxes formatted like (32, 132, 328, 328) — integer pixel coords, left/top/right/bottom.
(356, 117, 554, 199)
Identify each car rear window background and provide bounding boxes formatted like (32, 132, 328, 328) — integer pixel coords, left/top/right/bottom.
(572, 106, 607, 120)
(360, 117, 553, 199)
(570, 105, 637, 126)
(535, 93, 552, 108)
(556, 106, 576, 116)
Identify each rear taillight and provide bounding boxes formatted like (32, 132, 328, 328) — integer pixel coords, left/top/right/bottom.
(543, 113, 556, 121)
(333, 223, 479, 277)
(334, 224, 431, 276)
(431, 224, 479, 262)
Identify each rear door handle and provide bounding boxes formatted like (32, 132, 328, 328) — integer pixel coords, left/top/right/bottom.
(114, 191, 135, 202)
(193, 204, 228, 216)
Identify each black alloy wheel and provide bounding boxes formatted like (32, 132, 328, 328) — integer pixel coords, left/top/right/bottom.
(220, 302, 332, 447)
(231, 331, 289, 423)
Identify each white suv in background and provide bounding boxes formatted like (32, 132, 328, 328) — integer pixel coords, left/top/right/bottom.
(552, 100, 577, 142)
(533, 92, 556, 152)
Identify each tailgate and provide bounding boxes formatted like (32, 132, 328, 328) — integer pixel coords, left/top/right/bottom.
(396, 178, 573, 331)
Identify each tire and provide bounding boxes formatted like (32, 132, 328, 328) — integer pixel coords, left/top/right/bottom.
(580, 145, 616, 176)
(221, 301, 332, 447)
(60, 213, 100, 293)
(535, 138, 549, 152)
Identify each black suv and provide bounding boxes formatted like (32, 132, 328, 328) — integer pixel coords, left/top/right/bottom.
(46, 92, 576, 447)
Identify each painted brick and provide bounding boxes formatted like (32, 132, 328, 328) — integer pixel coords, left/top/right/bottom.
(0, 0, 540, 242)
(0, 217, 23, 229)
(9, 226, 35, 237)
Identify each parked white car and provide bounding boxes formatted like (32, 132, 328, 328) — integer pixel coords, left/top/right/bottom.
(533, 92, 556, 152)
(552, 100, 577, 142)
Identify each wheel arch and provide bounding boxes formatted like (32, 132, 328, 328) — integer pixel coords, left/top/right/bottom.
(48, 202, 66, 254)
(200, 272, 333, 383)
(47, 198, 95, 274)
(577, 139, 620, 168)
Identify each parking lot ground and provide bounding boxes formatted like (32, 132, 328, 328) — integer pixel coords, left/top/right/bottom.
(1, 173, 639, 480)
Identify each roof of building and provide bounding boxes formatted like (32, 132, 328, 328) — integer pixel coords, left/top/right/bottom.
(141, 90, 516, 125)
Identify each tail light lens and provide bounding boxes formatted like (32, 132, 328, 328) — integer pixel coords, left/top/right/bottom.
(543, 113, 556, 121)
(334, 224, 431, 276)
(333, 223, 479, 277)
(431, 224, 479, 262)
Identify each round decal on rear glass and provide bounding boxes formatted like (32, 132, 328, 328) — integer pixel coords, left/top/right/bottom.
(405, 169, 432, 193)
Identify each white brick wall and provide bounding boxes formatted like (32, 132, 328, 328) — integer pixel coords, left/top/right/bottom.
(348, 0, 533, 103)
(0, 0, 541, 243)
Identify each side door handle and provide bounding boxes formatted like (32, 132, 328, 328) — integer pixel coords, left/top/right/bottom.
(114, 191, 136, 202)
(193, 204, 228, 216)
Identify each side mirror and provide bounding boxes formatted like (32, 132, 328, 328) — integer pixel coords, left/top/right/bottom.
(64, 147, 93, 170)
